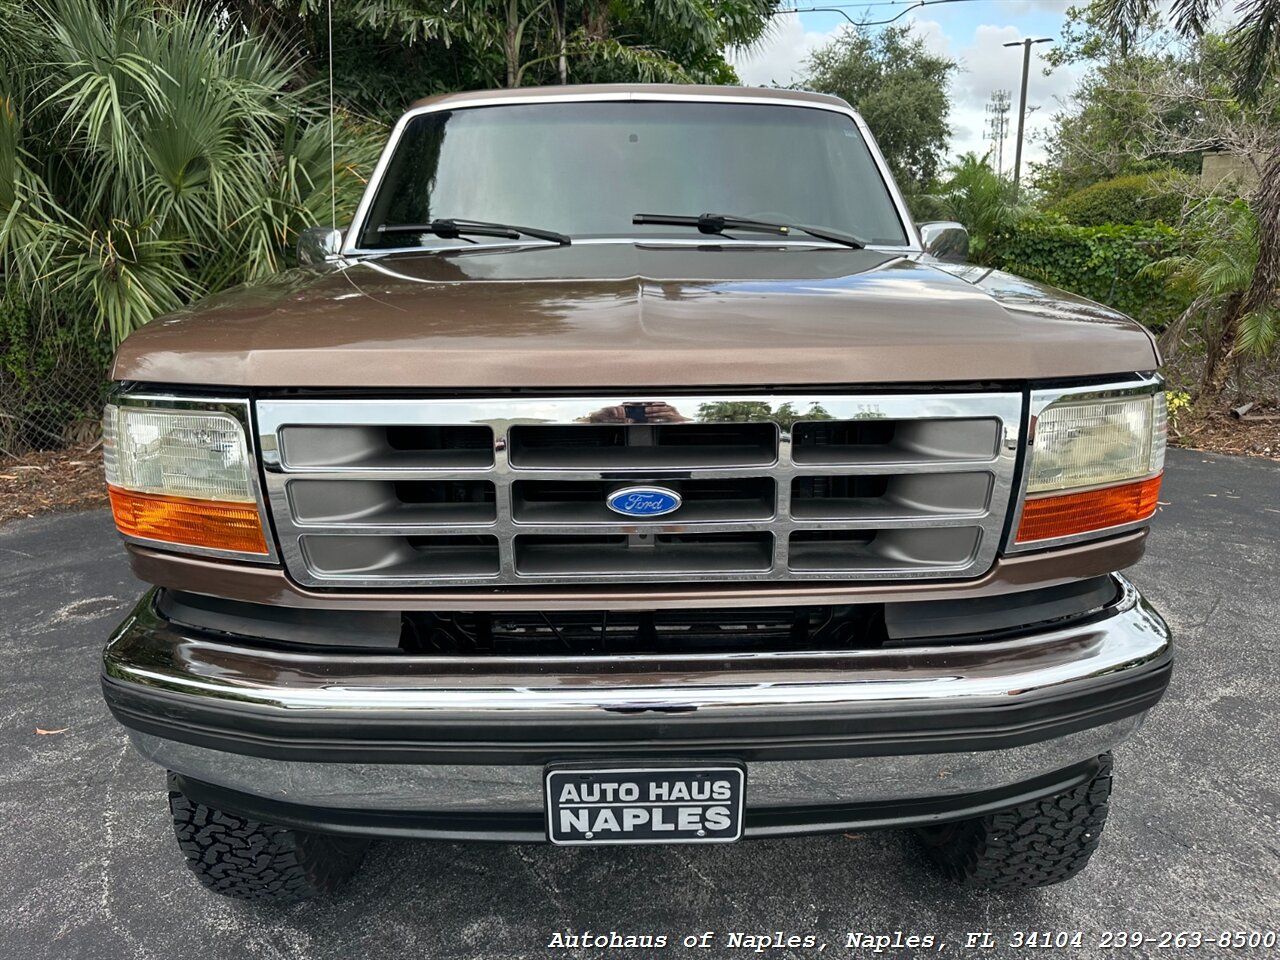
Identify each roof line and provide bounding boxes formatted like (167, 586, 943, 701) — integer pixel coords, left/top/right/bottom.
(409, 83, 850, 112)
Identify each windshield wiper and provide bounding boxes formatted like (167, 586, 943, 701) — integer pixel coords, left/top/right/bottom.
(632, 212, 864, 249)
(376, 218, 571, 246)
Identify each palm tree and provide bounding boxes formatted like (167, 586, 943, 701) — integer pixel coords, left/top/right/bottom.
(1145, 200, 1276, 395)
(916, 153, 1029, 265)
(0, 0, 378, 346)
(1100, 0, 1280, 402)
(1101, 0, 1279, 97)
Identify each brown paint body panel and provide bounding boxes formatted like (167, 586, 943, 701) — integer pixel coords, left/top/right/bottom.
(110, 246, 1159, 389)
(125, 530, 1146, 612)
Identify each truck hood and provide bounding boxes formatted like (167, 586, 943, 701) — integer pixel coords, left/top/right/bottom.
(111, 244, 1159, 388)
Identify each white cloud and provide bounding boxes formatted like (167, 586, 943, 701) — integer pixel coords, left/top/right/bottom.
(907, 16, 952, 57)
(914, 18, 1084, 173)
(1002, 0, 1073, 14)
(728, 15, 840, 88)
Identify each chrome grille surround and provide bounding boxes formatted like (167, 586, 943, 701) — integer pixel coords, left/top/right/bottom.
(257, 394, 1022, 588)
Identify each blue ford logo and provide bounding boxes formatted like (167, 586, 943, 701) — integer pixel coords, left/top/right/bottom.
(606, 486, 682, 518)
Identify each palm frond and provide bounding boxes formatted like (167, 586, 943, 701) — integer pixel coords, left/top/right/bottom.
(1236, 304, 1280, 356)
(561, 31, 693, 84)
(0, 0, 383, 346)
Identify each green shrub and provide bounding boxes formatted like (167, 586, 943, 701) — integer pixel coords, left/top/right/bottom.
(992, 219, 1192, 329)
(1050, 172, 1195, 227)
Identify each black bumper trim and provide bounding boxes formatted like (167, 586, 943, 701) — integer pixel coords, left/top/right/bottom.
(102, 659, 1170, 765)
(170, 758, 1104, 842)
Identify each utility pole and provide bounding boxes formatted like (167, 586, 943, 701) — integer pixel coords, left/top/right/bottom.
(984, 90, 1011, 176)
(1003, 37, 1052, 190)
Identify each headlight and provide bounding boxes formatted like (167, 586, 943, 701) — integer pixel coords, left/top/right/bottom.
(1015, 385, 1165, 545)
(103, 399, 270, 556)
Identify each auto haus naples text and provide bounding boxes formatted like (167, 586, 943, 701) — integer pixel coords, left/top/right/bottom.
(554, 776, 735, 837)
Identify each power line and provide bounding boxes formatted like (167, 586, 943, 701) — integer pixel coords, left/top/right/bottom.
(782, 0, 954, 7)
(780, 0, 1035, 9)
(777, 0, 1042, 26)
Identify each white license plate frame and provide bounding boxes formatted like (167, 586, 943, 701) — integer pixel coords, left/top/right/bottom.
(545, 764, 746, 846)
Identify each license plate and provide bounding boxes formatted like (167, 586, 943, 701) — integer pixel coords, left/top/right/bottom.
(545, 764, 745, 846)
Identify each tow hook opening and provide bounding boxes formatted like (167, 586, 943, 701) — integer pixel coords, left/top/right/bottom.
(603, 703, 699, 715)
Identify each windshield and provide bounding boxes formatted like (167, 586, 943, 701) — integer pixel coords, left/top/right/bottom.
(357, 101, 909, 249)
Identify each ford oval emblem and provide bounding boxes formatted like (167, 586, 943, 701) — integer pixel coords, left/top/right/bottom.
(606, 486, 682, 518)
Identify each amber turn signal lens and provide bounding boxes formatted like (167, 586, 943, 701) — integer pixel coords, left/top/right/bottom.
(108, 486, 268, 555)
(1016, 473, 1163, 544)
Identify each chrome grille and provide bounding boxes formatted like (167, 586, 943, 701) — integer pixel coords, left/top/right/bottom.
(256, 394, 1021, 587)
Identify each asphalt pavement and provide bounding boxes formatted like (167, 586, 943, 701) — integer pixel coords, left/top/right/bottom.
(1, 448, 1278, 960)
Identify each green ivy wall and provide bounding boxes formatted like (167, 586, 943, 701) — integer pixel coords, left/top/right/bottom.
(993, 220, 1191, 330)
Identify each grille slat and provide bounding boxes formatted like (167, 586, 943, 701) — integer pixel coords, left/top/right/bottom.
(790, 472, 992, 521)
(258, 394, 1020, 587)
(278, 424, 493, 470)
(791, 418, 1000, 465)
(509, 422, 777, 470)
(302, 534, 500, 579)
(788, 528, 982, 572)
(288, 479, 496, 526)
(513, 478, 775, 525)
(516, 533, 774, 577)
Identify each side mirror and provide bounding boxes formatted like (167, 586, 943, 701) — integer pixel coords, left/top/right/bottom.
(297, 226, 343, 266)
(918, 221, 970, 263)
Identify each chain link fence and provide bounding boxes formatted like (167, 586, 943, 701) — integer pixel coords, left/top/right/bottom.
(0, 363, 108, 458)
(0, 295, 112, 458)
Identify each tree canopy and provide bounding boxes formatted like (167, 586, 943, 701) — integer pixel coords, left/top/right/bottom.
(215, 0, 782, 120)
(1033, 5, 1204, 200)
(796, 24, 955, 197)
(1101, 0, 1280, 98)
(1090, 0, 1280, 401)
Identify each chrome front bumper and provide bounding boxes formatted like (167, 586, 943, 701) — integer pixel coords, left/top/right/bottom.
(102, 576, 1171, 838)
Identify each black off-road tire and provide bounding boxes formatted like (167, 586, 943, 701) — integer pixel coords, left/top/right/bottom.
(167, 774, 369, 903)
(914, 754, 1113, 890)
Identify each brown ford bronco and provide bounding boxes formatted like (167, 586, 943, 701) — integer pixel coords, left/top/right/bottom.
(100, 85, 1171, 902)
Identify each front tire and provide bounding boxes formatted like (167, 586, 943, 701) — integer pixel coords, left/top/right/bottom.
(167, 774, 368, 902)
(914, 754, 1113, 890)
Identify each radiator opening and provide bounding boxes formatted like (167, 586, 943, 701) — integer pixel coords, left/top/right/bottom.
(402, 605, 887, 656)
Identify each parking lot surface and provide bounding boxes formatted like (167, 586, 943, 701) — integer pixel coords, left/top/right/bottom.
(2, 448, 1278, 959)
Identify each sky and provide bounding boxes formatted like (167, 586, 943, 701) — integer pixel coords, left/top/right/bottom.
(728, 0, 1083, 174)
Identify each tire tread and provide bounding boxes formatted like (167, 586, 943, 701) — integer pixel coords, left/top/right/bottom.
(167, 773, 366, 903)
(915, 755, 1113, 890)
